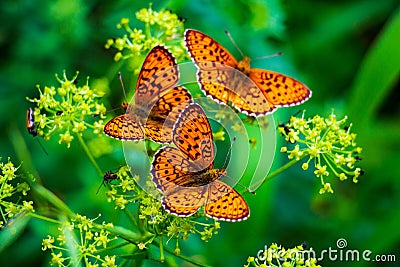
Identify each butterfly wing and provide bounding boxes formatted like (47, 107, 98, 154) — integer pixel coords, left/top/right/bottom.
(185, 29, 273, 116)
(145, 86, 193, 143)
(185, 29, 238, 95)
(205, 179, 250, 221)
(151, 146, 208, 217)
(185, 29, 238, 68)
(161, 187, 206, 217)
(200, 76, 274, 116)
(106, 46, 191, 143)
(172, 103, 214, 171)
(151, 146, 202, 191)
(249, 69, 312, 107)
(103, 114, 145, 141)
(134, 46, 180, 110)
(185, 29, 240, 107)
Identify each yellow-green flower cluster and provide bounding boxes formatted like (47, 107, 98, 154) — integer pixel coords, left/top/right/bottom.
(245, 243, 321, 267)
(279, 111, 364, 194)
(105, 5, 186, 73)
(41, 214, 117, 267)
(102, 166, 220, 246)
(27, 71, 107, 148)
(0, 158, 34, 229)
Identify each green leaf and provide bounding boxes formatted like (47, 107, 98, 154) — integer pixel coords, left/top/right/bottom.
(61, 216, 83, 267)
(347, 7, 400, 126)
(0, 213, 30, 252)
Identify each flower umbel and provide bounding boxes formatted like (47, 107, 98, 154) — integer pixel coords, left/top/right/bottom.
(26, 71, 106, 148)
(279, 111, 364, 194)
(105, 5, 186, 73)
(42, 214, 117, 266)
(0, 158, 33, 229)
(102, 166, 220, 251)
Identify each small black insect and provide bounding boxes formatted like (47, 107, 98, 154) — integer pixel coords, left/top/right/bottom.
(96, 169, 120, 194)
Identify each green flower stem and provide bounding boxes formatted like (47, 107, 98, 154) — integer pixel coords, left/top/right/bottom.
(29, 213, 62, 225)
(123, 209, 138, 228)
(96, 240, 131, 253)
(248, 156, 307, 192)
(9, 126, 41, 182)
(152, 240, 212, 267)
(76, 134, 103, 177)
(159, 236, 165, 262)
(10, 126, 74, 216)
(321, 153, 340, 177)
(102, 224, 154, 244)
(33, 184, 74, 217)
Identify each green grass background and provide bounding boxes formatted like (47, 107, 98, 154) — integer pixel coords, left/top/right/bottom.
(0, 0, 399, 266)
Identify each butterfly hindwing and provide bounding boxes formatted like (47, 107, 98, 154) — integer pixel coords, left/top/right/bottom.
(205, 180, 250, 221)
(104, 114, 144, 141)
(146, 86, 193, 143)
(249, 69, 311, 106)
(162, 187, 206, 217)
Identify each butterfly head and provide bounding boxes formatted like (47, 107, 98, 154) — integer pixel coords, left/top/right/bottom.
(121, 102, 129, 112)
(236, 56, 251, 75)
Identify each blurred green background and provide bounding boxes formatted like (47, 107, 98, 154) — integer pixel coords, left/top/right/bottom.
(1, 0, 399, 266)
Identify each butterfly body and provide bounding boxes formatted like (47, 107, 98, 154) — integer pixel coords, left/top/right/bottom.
(185, 29, 312, 116)
(104, 46, 192, 143)
(151, 103, 249, 221)
(236, 56, 251, 75)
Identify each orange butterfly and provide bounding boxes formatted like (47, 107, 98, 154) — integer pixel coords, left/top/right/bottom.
(185, 29, 311, 116)
(151, 103, 250, 221)
(104, 46, 192, 143)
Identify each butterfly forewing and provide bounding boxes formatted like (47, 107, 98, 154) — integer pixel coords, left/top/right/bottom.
(152, 147, 200, 191)
(184, 29, 238, 68)
(172, 103, 214, 171)
(135, 46, 179, 108)
(145, 86, 193, 143)
(104, 46, 192, 143)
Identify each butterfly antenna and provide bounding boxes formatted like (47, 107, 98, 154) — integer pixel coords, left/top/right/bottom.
(93, 73, 128, 117)
(221, 137, 256, 195)
(96, 180, 105, 195)
(118, 72, 127, 101)
(222, 136, 236, 169)
(252, 52, 283, 61)
(224, 30, 244, 58)
(36, 139, 49, 156)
